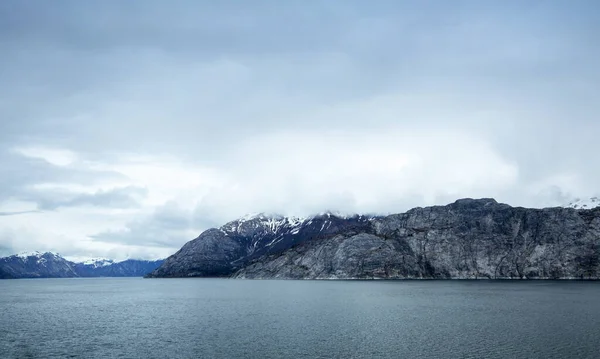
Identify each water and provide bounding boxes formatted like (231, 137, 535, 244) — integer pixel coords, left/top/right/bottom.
(1, 279, 599, 359)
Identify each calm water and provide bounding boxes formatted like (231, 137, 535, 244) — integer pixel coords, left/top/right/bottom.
(1, 279, 599, 358)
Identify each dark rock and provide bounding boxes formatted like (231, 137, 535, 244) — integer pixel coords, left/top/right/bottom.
(0, 252, 78, 278)
(146, 213, 375, 277)
(149, 199, 600, 280)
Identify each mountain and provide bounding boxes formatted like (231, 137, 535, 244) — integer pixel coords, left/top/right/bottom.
(147, 212, 376, 277)
(0, 252, 164, 279)
(0, 267, 13, 279)
(0, 252, 79, 278)
(147, 198, 600, 280)
(73, 259, 165, 277)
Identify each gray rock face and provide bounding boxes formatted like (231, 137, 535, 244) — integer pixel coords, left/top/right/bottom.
(146, 213, 375, 277)
(150, 199, 600, 280)
(234, 232, 421, 279)
(147, 228, 246, 277)
(371, 198, 600, 279)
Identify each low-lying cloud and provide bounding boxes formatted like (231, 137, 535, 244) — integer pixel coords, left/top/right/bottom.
(1, 1, 598, 259)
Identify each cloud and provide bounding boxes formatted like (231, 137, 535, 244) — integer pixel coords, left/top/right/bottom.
(0, 1, 599, 259)
(0, 211, 40, 217)
(185, 128, 519, 218)
(28, 186, 148, 211)
(0, 231, 15, 257)
(91, 201, 211, 248)
(0, 149, 127, 202)
(0, 148, 144, 213)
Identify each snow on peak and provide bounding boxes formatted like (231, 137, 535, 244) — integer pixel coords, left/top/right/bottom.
(567, 196, 600, 209)
(238, 212, 285, 222)
(15, 251, 43, 259)
(222, 213, 304, 233)
(79, 258, 115, 268)
(285, 216, 306, 227)
(14, 251, 60, 259)
(315, 211, 356, 219)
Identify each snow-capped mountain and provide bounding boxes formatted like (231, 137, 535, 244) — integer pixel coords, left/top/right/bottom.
(148, 211, 379, 277)
(567, 197, 600, 209)
(0, 252, 164, 279)
(221, 211, 377, 258)
(149, 198, 600, 280)
(1, 252, 78, 278)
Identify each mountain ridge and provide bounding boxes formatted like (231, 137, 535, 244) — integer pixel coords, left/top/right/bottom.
(0, 252, 164, 279)
(147, 198, 600, 279)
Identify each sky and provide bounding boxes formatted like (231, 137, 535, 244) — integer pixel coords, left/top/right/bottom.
(1, 1, 599, 260)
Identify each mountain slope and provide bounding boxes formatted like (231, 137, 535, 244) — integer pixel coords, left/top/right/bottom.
(147, 213, 375, 277)
(0, 267, 13, 279)
(0, 252, 79, 278)
(0, 253, 164, 279)
(149, 199, 600, 279)
(73, 259, 165, 277)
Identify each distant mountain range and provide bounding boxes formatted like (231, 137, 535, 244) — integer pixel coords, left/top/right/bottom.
(7, 197, 599, 280)
(0, 252, 164, 279)
(147, 198, 600, 280)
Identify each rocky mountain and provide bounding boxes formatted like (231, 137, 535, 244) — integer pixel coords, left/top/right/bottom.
(148, 198, 600, 280)
(0, 267, 13, 279)
(147, 212, 376, 277)
(0, 252, 79, 278)
(0, 252, 164, 279)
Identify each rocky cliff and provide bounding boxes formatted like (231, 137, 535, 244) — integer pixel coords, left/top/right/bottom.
(147, 213, 375, 277)
(148, 199, 600, 279)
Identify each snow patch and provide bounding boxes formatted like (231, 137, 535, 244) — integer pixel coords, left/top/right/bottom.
(567, 196, 600, 209)
(15, 251, 43, 259)
(14, 251, 60, 260)
(79, 258, 115, 268)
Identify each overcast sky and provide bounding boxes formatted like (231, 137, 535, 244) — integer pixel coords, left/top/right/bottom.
(1, 1, 599, 260)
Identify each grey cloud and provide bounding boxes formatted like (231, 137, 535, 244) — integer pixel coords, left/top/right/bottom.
(0, 148, 145, 221)
(0, 149, 125, 186)
(0, 211, 40, 216)
(1, 1, 600, 258)
(0, 230, 15, 257)
(28, 186, 148, 211)
(0, 1, 381, 54)
(91, 202, 214, 248)
(3, 0, 597, 157)
(0, 245, 12, 258)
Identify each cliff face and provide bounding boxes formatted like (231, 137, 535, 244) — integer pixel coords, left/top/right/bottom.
(149, 199, 600, 280)
(371, 198, 599, 279)
(147, 213, 374, 277)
